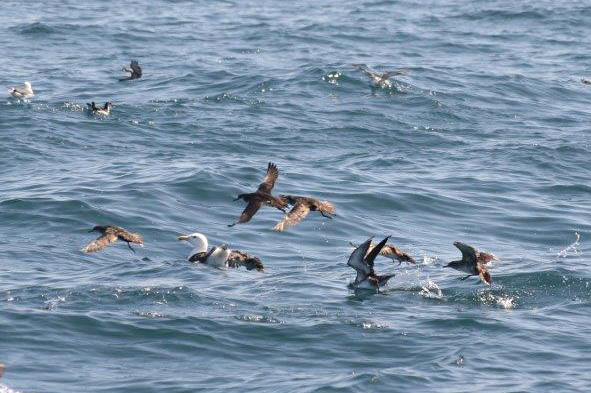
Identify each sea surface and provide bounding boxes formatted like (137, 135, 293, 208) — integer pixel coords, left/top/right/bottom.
(1, 1, 590, 392)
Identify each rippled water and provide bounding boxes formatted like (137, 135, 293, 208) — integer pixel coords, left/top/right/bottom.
(1, 1, 590, 392)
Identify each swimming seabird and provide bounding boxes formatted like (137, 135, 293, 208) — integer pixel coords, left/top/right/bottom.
(347, 236, 396, 290)
(582, 78, 591, 85)
(82, 225, 144, 253)
(352, 64, 410, 88)
(9, 81, 34, 99)
(119, 59, 142, 81)
(229, 162, 288, 227)
(444, 241, 496, 285)
(178, 232, 264, 271)
(349, 241, 415, 265)
(86, 101, 112, 115)
(273, 195, 335, 231)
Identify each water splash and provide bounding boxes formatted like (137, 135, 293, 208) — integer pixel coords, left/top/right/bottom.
(419, 278, 443, 299)
(557, 232, 581, 258)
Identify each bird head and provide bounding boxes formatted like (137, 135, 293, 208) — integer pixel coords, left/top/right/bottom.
(178, 232, 208, 252)
(89, 225, 107, 233)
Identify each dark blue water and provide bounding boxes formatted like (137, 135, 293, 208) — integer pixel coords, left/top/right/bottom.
(1, 1, 590, 392)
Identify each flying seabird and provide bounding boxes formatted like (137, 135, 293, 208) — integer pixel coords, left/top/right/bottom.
(9, 81, 34, 99)
(119, 59, 142, 81)
(349, 241, 415, 265)
(178, 232, 264, 271)
(347, 236, 396, 290)
(82, 225, 144, 253)
(229, 162, 287, 227)
(352, 64, 410, 88)
(444, 241, 497, 285)
(86, 101, 112, 115)
(273, 195, 335, 231)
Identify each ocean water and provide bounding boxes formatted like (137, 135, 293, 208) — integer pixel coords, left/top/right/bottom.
(1, 0, 590, 391)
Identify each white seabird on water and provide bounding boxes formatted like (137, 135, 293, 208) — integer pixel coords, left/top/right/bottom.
(178, 232, 264, 271)
(352, 64, 410, 88)
(86, 101, 112, 115)
(9, 81, 34, 99)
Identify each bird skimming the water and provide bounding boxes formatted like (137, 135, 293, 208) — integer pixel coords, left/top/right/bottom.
(179, 232, 264, 271)
(120, 60, 142, 81)
(353, 64, 409, 88)
(349, 240, 415, 265)
(229, 162, 287, 227)
(82, 225, 144, 253)
(9, 81, 34, 99)
(273, 195, 335, 231)
(347, 236, 396, 291)
(445, 241, 497, 285)
(86, 101, 112, 115)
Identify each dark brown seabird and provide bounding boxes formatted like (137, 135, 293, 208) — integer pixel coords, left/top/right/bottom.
(350, 241, 416, 265)
(273, 195, 335, 231)
(352, 63, 410, 88)
(0, 362, 4, 378)
(82, 225, 144, 253)
(229, 162, 287, 227)
(86, 101, 112, 115)
(348, 236, 396, 291)
(119, 59, 142, 81)
(445, 241, 496, 285)
(581, 78, 591, 85)
(178, 232, 264, 271)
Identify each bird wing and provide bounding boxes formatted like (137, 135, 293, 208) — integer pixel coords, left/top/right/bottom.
(116, 229, 144, 245)
(376, 274, 396, 287)
(189, 251, 210, 263)
(273, 202, 310, 231)
(382, 70, 410, 79)
(82, 232, 118, 252)
(364, 236, 391, 271)
(353, 63, 378, 77)
(453, 242, 477, 263)
(380, 245, 415, 264)
(348, 238, 373, 276)
(478, 251, 496, 264)
(316, 199, 335, 214)
(237, 200, 262, 224)
(228, 250, 264, 271)
(131, 60, 142, 78)
(477, 264, 492, 285)
(257, 162, 279, 193)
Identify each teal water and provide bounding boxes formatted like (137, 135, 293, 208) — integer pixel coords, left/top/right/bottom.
(1, 1, 590, 392)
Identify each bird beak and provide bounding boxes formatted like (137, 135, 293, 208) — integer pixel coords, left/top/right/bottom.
(88, 229, 94, 233)
(178, 235, 190, 241)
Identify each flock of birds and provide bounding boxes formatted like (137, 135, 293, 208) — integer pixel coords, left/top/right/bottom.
(6, 60, 504, 294)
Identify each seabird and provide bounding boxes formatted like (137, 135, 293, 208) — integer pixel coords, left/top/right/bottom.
(178, 232, 264, 271)
(229, 162, 287, 227)
(86, 101, 112, 115)
(582, 78, 591, 85)
(0, 363, 4, 378)
(347, 236, 396, 290)
(9, 81, 34, 99)
(82, 225, 144, 253)
(352, 63, 410, 88)
(273, 195, 335, 231)
(444, 241, 496, 285)
(349, 241, 415, 265)
(119, 59, 142, 81)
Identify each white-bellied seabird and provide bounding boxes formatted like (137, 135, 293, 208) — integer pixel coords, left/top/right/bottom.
(119, 60, 142, 81)
(9, 81, 34, 99)
(349, 241, 415, 265)
(353, 64, 410, 88)
(444, 241, 497, 285)
(348, 236, 396, 291)
(86, 101, 112, 115)
(229, 162, 288, 227)
(273, 195, 335, 231)
(178, 232, 264, 271)
(82, 225, 144, 253)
